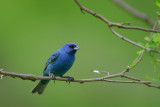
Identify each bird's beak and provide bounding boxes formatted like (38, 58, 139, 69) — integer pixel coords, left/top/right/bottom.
(74, 46, 80, 50)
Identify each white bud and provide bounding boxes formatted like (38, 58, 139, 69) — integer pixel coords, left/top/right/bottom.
(0, 75, 4, 79)
(92, 70, 100, 73)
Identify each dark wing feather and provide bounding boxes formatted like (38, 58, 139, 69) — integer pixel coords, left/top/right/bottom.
(43, 51, 60, 73)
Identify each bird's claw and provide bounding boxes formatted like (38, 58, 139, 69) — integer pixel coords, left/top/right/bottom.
(49, 73, 56, 84)
(61, 76, 74, 85)
(67, 76, 74, 81)
(66, 77, 74, 85)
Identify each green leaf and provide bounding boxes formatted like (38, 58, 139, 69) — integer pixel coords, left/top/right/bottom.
(156, 0, 160, 7)
(147, 33, 160, 49)
(145, 76, 152, 80)
(149, 41, 156, 49)
(129, 56, 139, 69)
(144, 36, 149, 42)
(156, 59, 160, 65)
(145, 76, 160, 81)
(129, 50, 144, 69)
(144, 37, 149, 41)
(136, 50, 144, 55)
(158, 74, 160, 79)
(145, 43, 150, 48)
(156, 10, 160, 15)
(158, 19, 160, 25)
(153, 64, 157, 72)
(151, 33, 158, 40)
(152, 78, 160, 81)
(137, 42, 145, 47)
(153, 33, 160, 43)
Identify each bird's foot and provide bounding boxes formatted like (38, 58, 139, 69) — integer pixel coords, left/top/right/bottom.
(60, 76, 74, 85)
(49, 73, 56, 84)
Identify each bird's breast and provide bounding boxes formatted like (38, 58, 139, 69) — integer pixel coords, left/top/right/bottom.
(49, 54, 75, 76)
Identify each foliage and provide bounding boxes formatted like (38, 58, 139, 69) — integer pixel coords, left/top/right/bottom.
(129, 50, 144, 69)
(130, 0, 160, 80)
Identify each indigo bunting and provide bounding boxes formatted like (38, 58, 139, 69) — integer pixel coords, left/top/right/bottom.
(32, 43, 80, 94)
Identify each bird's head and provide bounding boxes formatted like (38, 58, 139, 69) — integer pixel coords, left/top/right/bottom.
(61, 43, 80, 54)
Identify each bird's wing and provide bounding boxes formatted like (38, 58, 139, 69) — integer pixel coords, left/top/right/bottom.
(43, 51, 60, 73)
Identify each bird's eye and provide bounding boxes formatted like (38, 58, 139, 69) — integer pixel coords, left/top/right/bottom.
(69, 45, 75, 48)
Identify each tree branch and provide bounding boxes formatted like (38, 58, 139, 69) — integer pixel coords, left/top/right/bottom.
(112, 0, 159, 29)
(74, 0, 160, 53)
(0, 68, 160, 89)
(75, 0, 160, 33)
(73, 0, 160, 89)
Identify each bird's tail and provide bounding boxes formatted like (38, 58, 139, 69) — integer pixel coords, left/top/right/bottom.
(31, 80, 49, 95)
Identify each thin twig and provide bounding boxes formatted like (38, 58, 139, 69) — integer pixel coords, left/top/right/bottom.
(109, 26, 160, 53)
(75, 0, 160, 32)
(110, 23, 160, 32)
(74, 0, 160, 53)
(133, 52, 144, 68)
(112, 0, 159, 29)
(104, 79, 150, 84)
(149, 15, 160, 38)
(109, 27, 145, 49)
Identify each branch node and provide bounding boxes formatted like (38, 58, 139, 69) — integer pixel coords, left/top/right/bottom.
(93, 12, 97, 16)
(121, 22, 131, 26)
(121, 75, 124, 77)
(11, 76, 15, 78)
(105, 72, 110, 76)
(31, 79, 36, 82)
(108, 24, 113, 28)
(126, 66, 130, 72)
(80, 8, 85, 14)
(121, 66, 130, 77)
(80, 81, 84, 84)
(21, 78, 26, 80)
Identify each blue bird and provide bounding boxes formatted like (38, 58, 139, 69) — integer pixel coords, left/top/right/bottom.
(32, 43, 80, 94)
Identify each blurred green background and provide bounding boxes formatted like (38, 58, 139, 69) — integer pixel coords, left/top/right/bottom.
(0, 0, 160, 107)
